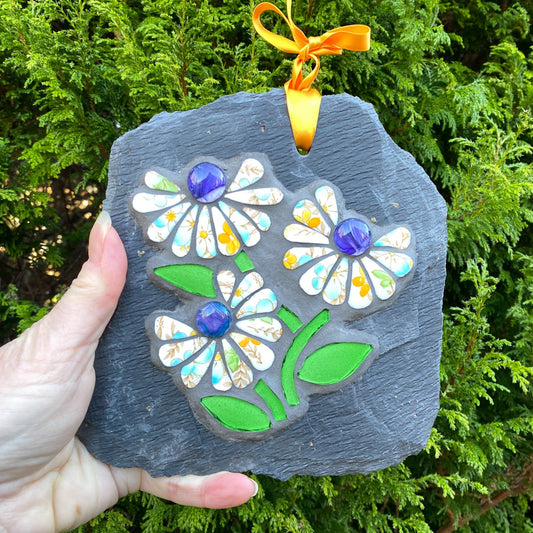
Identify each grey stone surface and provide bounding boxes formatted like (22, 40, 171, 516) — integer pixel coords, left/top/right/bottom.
(79, 89, 447, 480)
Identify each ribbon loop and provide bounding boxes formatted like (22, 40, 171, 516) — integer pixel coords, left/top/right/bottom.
(252, 1, 371, 151)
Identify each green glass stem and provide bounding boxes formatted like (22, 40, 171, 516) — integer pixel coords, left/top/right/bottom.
(280, 309, 330, 406)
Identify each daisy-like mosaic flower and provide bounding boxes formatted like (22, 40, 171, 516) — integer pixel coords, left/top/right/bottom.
(283, 186, 415, 310)
(132, 158, 283, 259)
(152, 270, 281, 391)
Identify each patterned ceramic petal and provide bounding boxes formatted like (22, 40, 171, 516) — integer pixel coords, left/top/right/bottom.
(374, 227, 411, 249)
(242, 207, 271, 231)
(196, 206, 217, 259)
(236, 288, 277, 318)
(217, 270, 236, 302)
(283, 246, 334, 270)
(144, 170, 180, 192)
(132, 192, 185, 214)
(158, 336, 208, 367)
(225, 187, 283, 205)
(293, 199, 331, 236)
(348, 260, 373, 309)
(236, 317, 282, 342)
(219, 201, 260, 247)
(172, 205, 198, 257)
(212, 352, 233, 391)
(284, 223, 330, 245)
(361, 257, 396, 300)
(227, 158, 264, 192)
(299, 254, 339, 296)
(230, 333, 275, 371)
(154, 315, 196, 340)
(231, 272, 264, 308)
(147, 202, 191, 242)
(370, 250, 414, 277)
(323, 257, 349, 305)
(222, 339, 253, 388)
(212, 206, 240, 256)
(181, 341, 216, 388)
(315, 185, 339, 224)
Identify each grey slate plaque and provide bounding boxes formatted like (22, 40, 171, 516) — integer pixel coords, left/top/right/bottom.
(79, 89, 447, 480)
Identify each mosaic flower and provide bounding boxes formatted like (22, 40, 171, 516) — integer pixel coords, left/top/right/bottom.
(132, 158, 283, 259)
(152, 270, 281, 391)
(283, 185, 415, 309)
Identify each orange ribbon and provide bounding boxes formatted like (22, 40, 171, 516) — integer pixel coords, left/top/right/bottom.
(252, 1, 370, 151)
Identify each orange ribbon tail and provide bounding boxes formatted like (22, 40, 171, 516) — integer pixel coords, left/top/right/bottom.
(252, 1, 370, 151)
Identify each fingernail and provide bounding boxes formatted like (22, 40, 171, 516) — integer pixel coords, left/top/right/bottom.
(251, 479, 259, 497)
(95, 209, 111, 234)
(90, 210, 112, 263)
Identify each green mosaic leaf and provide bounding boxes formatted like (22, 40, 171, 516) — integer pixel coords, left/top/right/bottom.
(298, 342, 374, 385)
(153, 264, 215, 297)
(201, 396, 271, 432)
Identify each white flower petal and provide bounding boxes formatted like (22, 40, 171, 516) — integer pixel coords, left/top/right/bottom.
(231, 272, 264, 308)
(293, 199, 331, 236)
(147, 202, 190, 242)
(284, 223, 330, 245)
(225, 187, 283, 205)
(158, 336, 208, 367)
(315, 185, 339, 224)
(217, 270, 235, 302)
(227, 158, 264, 192)
(230, 333, 275, 371)
(181, 341, 216, 388)
(171, 205, 198, 257)
(154, 315, 196, 340)
(298, 255, 339, 295)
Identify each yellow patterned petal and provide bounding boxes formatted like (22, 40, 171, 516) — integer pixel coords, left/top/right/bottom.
(146, 202, 191, 242)
(348, 260, 373, 309)
(230, 332, 275, 371)
(293, 199, 331, 236)
(196, 206, 216, 259)
(231, 272, 264, 308)
(219, 201, 261, 247)
(211, 206, 241, 256)
(282, 246, 334, 270)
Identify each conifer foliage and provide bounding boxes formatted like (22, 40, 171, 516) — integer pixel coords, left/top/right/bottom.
(1, 0, 532, 531)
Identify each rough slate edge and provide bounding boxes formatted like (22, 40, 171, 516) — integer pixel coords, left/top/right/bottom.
(79, 89, 447, 481)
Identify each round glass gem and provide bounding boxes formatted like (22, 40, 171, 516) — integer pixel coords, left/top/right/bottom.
(333, 218, 372, 256)
(187, 162, 227, 203)
(195, 301, 232, 338)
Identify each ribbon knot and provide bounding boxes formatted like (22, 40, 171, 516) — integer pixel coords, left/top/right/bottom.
(252, 1, 370, 151)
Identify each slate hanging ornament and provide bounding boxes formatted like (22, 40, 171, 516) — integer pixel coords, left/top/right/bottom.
(80, 1, 447, 479)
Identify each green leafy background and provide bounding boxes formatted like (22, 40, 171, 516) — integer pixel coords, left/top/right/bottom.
(1, 0, 532, 531)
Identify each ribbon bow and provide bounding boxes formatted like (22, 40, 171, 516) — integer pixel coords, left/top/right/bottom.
(252, 1, 370, 151)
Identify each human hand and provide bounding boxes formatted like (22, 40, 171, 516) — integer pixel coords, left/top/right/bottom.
(0, 212, 257, 533)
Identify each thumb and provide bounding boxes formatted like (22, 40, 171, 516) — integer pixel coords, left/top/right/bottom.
(35, 211, 128, 364)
